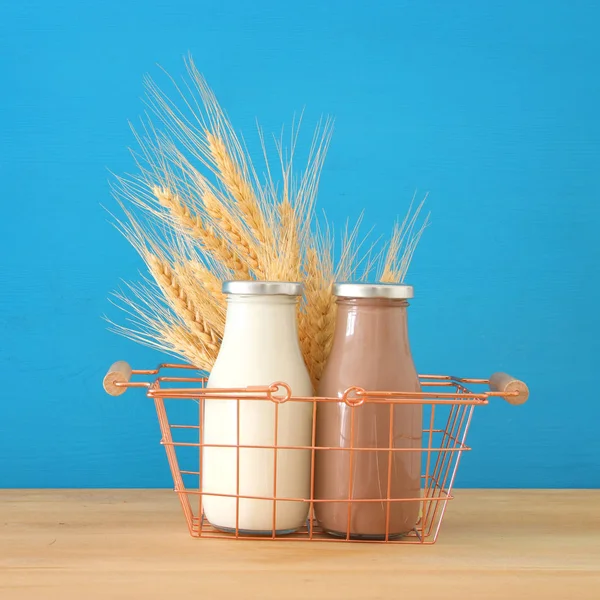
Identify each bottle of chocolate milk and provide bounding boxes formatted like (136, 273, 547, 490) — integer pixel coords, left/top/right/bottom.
(314, 283, 422, 539)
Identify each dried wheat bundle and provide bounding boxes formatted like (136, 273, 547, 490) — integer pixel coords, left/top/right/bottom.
(109, 58, 428, 385)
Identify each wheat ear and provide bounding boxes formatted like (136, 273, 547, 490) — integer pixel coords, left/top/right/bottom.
(381, 198, 429, 283)
(202, 190, 264, 278)
(167, 323, 217, 372)
(148, 254, 221, 352)
(174, 259, 227, 334)
(300, 246, 336, 388)
(185, 259, 225, 299)
(206, 132, 269, 246)
(153, 186, 250, 278)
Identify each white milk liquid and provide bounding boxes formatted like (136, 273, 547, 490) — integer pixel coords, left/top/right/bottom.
(202, 293, 313, 534)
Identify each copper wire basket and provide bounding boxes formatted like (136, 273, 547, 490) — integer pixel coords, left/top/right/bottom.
(104, 362, 529, 544)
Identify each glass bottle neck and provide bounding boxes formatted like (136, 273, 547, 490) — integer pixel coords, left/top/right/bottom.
(222, 295, 300, 344)
(332, 297, 411, 347)
(317, 296, 417, 393)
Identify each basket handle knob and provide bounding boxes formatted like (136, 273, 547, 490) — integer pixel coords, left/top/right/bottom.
(489, 372, 529, 405)
(103, 361, 133, 396)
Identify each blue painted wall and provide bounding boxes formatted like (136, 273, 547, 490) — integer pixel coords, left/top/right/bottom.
(1, 0, 599, 488)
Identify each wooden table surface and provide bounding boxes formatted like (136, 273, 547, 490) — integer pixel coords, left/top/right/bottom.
(1, 489, 599, 599)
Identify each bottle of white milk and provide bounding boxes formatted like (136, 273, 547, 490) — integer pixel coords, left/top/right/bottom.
(202, 281, 313, 534)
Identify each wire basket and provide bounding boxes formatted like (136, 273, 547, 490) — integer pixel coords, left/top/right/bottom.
(104, 362, 528, 544)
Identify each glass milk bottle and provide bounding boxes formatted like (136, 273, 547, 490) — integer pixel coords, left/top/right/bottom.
(202, 281, 313, 534)
(314, 283, 422, 539)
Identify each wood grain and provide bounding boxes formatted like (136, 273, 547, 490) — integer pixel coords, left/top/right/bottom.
(1, 490, 599, 599)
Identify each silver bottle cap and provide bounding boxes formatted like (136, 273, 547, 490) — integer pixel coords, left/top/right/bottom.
(222, 281, 304, 296)
(333, 282, 414, 299)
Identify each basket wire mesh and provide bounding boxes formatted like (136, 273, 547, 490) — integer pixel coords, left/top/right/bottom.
(105, 362, 527, 544)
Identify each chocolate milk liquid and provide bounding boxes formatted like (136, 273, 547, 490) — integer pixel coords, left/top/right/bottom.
(314, 284, 422, 539)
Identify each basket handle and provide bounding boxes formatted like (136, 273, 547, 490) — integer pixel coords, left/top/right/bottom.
(103, 361, 133, 396)
(489, 372, 529, 405)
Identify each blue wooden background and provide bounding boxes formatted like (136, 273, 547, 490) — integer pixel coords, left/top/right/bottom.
(1, 0, 599, 488)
